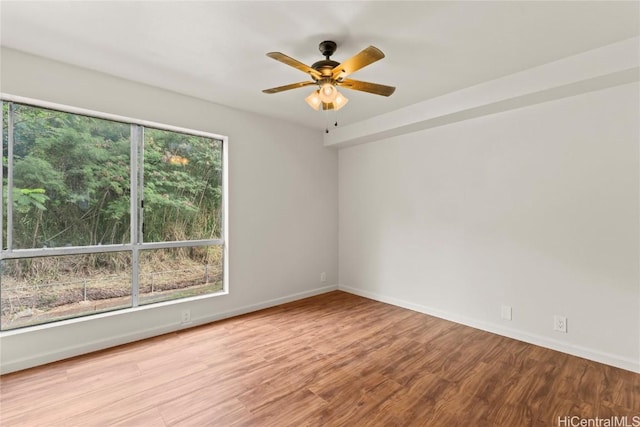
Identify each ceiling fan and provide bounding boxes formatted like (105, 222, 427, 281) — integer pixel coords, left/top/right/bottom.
(262, 40, 395, 112)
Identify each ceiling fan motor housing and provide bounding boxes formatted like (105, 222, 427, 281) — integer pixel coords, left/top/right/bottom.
(311, 59, 340, 78)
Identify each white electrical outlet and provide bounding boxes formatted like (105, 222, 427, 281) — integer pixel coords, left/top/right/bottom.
(554, 315, 567, 333)
(320, 272, 327, 282)
(181, 309, 191, 324)
(501, 305, 512, 321)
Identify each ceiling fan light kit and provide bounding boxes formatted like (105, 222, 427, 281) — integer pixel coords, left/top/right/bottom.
(304, 89, 349, 112)
(263, 40, 395, 114)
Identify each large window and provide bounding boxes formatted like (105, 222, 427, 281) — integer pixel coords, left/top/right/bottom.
(1, 98, 227, 330)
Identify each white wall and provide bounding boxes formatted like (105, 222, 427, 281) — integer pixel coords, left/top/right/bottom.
(0, 48, 339, 373)
(339, 82, 640, 372)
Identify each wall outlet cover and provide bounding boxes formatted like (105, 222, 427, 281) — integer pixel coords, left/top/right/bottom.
(554, 315, 567, 333)
(501, 305, 512, 321)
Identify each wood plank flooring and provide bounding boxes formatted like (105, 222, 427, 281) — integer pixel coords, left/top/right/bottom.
(1, 291, 638, 426)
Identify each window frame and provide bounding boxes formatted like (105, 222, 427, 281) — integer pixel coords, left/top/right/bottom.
(0, 94, 229, 328)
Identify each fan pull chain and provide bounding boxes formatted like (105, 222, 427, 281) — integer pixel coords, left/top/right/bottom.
(324, 108, 331, 133)
(323, 109, 339, 133)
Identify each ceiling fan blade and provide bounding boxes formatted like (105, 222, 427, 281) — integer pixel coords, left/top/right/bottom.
(332, 46, 385, 80)
(337, 79, 396, 97)
(262, 81, 317, 94)
(266, 52, 322, 80)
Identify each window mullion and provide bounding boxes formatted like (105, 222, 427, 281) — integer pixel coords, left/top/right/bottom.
(130, 124, 139, 246)
(130, 124, 142, 307)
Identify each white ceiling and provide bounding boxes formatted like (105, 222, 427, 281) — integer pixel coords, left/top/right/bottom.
(1, 1, 638, 130)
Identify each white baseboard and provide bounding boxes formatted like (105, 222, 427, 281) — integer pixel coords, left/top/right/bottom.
(338, 284, 640, 374)
(189, 284, 339, 326)
(0, 284, 338, 374)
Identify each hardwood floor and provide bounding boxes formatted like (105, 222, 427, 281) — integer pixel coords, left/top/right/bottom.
(1, 291, 638, 426)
